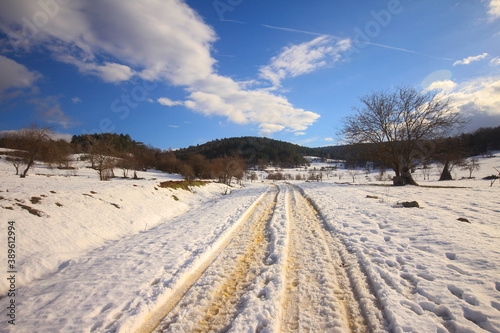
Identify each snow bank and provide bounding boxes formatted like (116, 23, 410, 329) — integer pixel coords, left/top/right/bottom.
(0, 156, 234, 295)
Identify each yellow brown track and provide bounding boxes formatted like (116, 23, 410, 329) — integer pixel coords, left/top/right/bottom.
(152, 185, 278, 332)
(137, 186, 276, 333)
(193, 187, 276, 331)
(281, 185, 370, 332)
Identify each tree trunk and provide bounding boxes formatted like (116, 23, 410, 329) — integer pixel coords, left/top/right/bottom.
(393, 166, 418, 186)
(20, 157, 35, 178)
(439, 160, 453, 181)
(401, 166, 419, 186)
(12, 162, 19, 175)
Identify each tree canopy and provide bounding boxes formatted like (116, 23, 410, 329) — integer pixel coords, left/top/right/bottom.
(341, 86, 467, 185)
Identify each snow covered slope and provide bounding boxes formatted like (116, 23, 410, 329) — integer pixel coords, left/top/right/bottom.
(0, 153, 234, 295)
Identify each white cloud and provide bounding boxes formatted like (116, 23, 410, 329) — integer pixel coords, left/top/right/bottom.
(184, 74, 320, 135)
(488, 0, 500, 19)
(56, 55, 135, 83)
(71, 97, 82, 104)
(490, 57, 500, 66)
(168, 125, 179, 128)
(294, 132, 306, 136)
(0, 0, 216, 85)
(0, 0, 319, 135)
(158, 97, 183, 107)
(424, 80, 457, 92)
(0, 55, 40, 100)
(453, 53, 489, 66)
(429, 76, 500, 130)
(93, 62, 135, 83)
(258, 123, 286, 136)
(259, 36, 351, 88)
(444, 77, 500, 115)
(325, 137, 334, 142)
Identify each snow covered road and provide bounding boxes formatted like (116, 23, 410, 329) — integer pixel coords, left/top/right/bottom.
(148, 184, 386, 333)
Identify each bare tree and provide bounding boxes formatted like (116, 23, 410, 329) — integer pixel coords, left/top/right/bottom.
(86, 135, 116, 181)
(341, 85, 466, 186)
(116, 155, 138, 178)
(461, 158, 480, 179)
(16, 124, 54, 178)
(211, 155, 246, 186)
(348, 169, 360, 183)
(421, 162, 432, 181)
(6, 156, 26, 175)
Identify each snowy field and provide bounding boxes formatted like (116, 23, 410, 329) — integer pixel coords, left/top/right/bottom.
(1, 150, 499, 332)
(296, 180, 500, 331)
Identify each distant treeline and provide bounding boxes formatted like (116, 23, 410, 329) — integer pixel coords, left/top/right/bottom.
(459, 126, 500, 156)
(1, 126, 499, 181)
(175, 136, 314, 168)
(315, 126, 500, 167)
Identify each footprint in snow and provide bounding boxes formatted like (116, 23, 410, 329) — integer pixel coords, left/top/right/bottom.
(57, 260, 71, 271)
(448, 284, 464, 299)
(463, 293, 480, 306)
(400, 300, 424, 315)
(492, 301, 500, 312)
(100, 302, 113, 313)
(150, 277, 161, 286)
(90, 321, 104, 332)
(446, 264, 471, 276)
(417, 272, 435, 281)
(445, 252, 457, 260)
(462, 307, 496, 331)
(495, 282, 500, 292)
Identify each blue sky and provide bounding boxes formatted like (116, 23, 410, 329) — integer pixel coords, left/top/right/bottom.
(0, 0, 499, 149)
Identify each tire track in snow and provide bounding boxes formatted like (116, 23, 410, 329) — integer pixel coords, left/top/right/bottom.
(281, 185, 385, 332)
(140, 183, 385, 332)
(149, 185, 279, 332)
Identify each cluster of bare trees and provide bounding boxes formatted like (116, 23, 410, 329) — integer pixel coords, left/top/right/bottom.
(84, 136, 117, 181)
(342, 85, 467, 185)
(174, 154, 246, 185)
(1, 124, 72, 178)
(1, 126, 247, 185)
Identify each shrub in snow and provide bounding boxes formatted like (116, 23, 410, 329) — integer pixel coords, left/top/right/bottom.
(400, 201, 420, 208)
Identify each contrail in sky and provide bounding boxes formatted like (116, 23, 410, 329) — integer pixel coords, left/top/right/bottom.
(259, 24, 454, 62)
(260, 24, 341, 39)
(363, 41, 454, 61)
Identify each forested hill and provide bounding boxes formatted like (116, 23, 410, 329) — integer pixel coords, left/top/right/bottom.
(174, 137, 320, 167)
